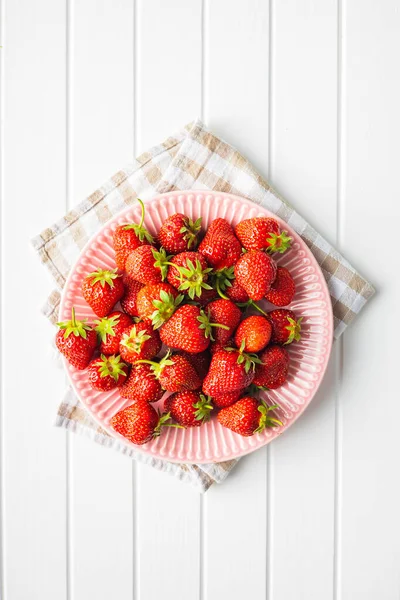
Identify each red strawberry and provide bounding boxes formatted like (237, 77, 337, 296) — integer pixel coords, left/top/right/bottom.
(119, 322, 161, 363)
(206, 299, 242, 344)
(212, 390, 241, 408)
(113, 198, 154, 269)
(120, 276, 144, 317)
(159, 304, 229, 354)
(167, 251, 212, 299)
(210, 338, 235, 354)
(234, 250, 277, 301)
(217, 397, 282, 437)
(87, 354, 128, 391)
(196, 287, 218, 306)
(198, 221, 242, 270)
(164, 391, 213, 427)
(94, 311, 132, 355)
(56, 308, 97, 369)
(136, 352, 201, 393)
(82, 268, 124, 317)
(136, 282, 183, 328)
(235, 217, 292, 253)
(202, 348, 259, 395)
(120, 363, 164, 403)
(206, 218, 233, 236)
(158, 213, 202, 254)
(268, 309, 302, 345)
(234, 315, 272, 353)
(110, 402, 176, 445)
(125, 245, 171, 285)
(176, 350, 211, 380)
(226, 279, 249, 303)
(265, 266, 295, 306)
(253, 345, 290, 389)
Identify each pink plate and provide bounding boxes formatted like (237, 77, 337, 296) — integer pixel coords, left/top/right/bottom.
(59, 191, 333, 464)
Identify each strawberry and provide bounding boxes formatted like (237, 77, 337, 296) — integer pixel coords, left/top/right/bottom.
(87, 354, 128, 391)
(210, 338, 234, 355)
(120, 276, 144, 317)
(136, 283, 183, 328)
(235, 217, 292, 253)
(110, 402, 177, 445)
(119, 322, 161, 363)
(234, 315, 272, 353)
(226, 278, 249, 303)
(176, 350, 211, 380)
(234, 250, 277, 301)
(206, 299, 241, 344)
(136, 352, 201, 393)
(56, 308, 97, 369)
(196, 286, 218, 306)
(202, 347, 260, 395)
(159, 304, 229, 354)
(198, 221, 242, 270)
(253, 345, 290, 389)
(125, 245, 171, 285)
(268, 309, 302, 345)
(166, 251, 212, 299)
(212, 390, 241, 408)
(217, 397, 282, 437)
(206, 218, 233, 236)
(158, 213, 202, 254)
(265, 266, 295, 307)
(82, 268, 124, 317)
(94, 311, 132, 355)
(120, 363, 164, 403)
(113, 198, 154, 269)
(165, 391, 213, 427)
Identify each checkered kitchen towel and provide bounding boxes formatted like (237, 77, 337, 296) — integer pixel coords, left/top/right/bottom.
(32, 119, 374, 492)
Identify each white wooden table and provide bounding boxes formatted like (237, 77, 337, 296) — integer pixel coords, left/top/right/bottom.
(2, 1, 399, 599)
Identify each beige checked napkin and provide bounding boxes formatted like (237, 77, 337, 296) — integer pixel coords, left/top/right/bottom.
(32, 119, 374, 492)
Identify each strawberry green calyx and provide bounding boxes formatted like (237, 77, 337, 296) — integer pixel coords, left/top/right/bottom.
(212, 266, 235, 299)
(135, 351, 174, 379)
(193, 394, 214, 423)
(266, 230, 292, 254)
(122, 198, 154, 243)
(57, 307, 92, 340)
(197, 309, 230, 341)
(151, 247, 173, 281)
(86, 268, 120, 289)
(237, 299, 268, 316)
(151, 290, 184, 329)
(94, 314, 120, 342)
(226, 339, 263, 373)
(180, 216, 202, 249)
(95, 354, 128, 382)
(153, 411, 184, 437)
(284, 316, 302, 344)
(120, 326, 151, 353)
(175, 259, 213, 300)
(254, 400, 283, 433)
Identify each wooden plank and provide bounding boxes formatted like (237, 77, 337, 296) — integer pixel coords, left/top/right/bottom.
(135, 2, 202, 600)
(269, 2, 338, 598)
(204, 2, 269, 599)
(68, 1, 134, 599)
(339, 1, 400, 598)
(2, 0, 68, 598)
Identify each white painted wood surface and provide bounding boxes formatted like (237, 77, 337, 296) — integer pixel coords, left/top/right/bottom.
(1, 1, 399, 599)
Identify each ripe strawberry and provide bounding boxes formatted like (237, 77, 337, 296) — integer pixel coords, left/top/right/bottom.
(234, 315, 272, 353)
(176, 350, 211, 380)
(206, 299, 241, 344)
(210, 339, 235, 355)
(87, 354, 128, 391)
(56, 308, 97, 369)
(265, 266, 295, 307)
(136, 352, 201, 393)
(226, 278, 249, 303)
(234, 250, 277, 301)
(198, 222, 242, 270)
(165, 391, 213, 427)
(202, 348, 259, 395)
(94, 311, 132, 355)
(125, 246, 170, 285)
(206, 218, 233, 236)
(159, 304, 229, 354)
(82, 268, 124, 317)
(268, 309, 302, 345)
(120, 363, 164, 403)
(119, 322, 161, 363)
(235, 217, 292, 253)
(196, 286, 218, 306)
(113, 198, 154, 269)
(218, 397, 282, 437)
(136, 282, 183, 328)
(253, 345, 290, 389)
(167, 251, 212, 299)
(120, 276, 144, 317)
(110, 402, 177, 445)
(212, 390, 241, 408)
(158, 213, 202, 254)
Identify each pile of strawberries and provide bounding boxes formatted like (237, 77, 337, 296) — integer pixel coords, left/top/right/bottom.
(56, 199, 302, 444)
